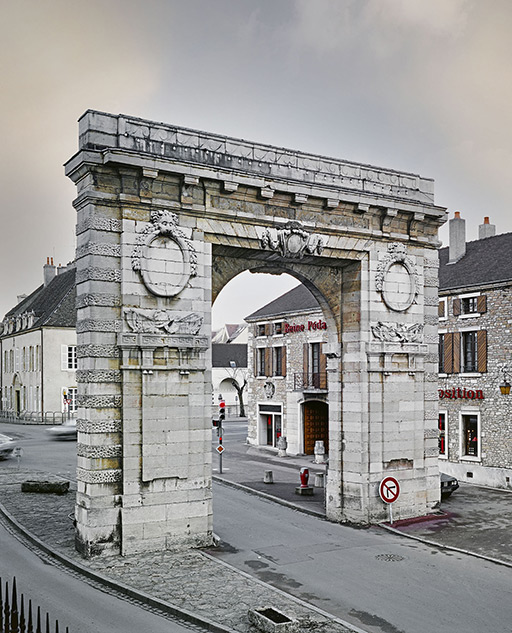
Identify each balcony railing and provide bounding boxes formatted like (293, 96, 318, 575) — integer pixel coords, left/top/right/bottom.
(293, 372, 327, 391)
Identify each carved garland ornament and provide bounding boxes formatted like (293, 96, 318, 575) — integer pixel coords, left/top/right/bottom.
(375, 243, 419, 312)
(371, 322, 424, 343)
(132, 210, 197, 297)
(124, 308, 203, 335)
(260, 221, 324, 259)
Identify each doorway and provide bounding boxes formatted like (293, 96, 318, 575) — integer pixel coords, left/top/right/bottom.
(303, 400, 328, 455)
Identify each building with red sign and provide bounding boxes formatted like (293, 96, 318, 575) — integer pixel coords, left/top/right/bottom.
(438, 214, 512, 489)
(245, 215, 512, 492)
(245, 284, 328, 455)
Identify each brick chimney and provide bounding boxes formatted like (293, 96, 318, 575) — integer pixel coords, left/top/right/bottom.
(448, 212, 466, 263)
(43, 257, 56, 286)
(478, 216, 496, 240)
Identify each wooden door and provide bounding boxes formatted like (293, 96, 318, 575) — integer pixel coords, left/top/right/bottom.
(303, 401, 328, 455)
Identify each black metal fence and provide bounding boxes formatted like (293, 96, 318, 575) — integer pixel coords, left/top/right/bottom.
(1, 577, 68, 633)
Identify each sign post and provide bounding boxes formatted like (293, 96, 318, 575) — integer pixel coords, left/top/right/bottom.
(379, 476, 400, 525)
(218, 397, 226, 474)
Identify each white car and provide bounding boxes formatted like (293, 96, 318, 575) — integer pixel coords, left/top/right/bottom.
(46, 418, 77, 440)
(0, 433, 16, 459)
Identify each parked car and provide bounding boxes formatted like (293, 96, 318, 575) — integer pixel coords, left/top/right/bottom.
(0, 433, 17, 459)
(46, 418, 77, 440)
(440, 472, 459, 497)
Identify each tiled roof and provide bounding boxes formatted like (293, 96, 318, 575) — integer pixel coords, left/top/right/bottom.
(245, 284, 320, 321)
(212, 344, 248, 368)
(439, 232, 512, 292)
(3, 268, 76, 331)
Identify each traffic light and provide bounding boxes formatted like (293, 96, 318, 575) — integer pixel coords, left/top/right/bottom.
(219, 400, 226, 424)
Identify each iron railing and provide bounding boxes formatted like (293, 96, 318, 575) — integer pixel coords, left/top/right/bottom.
(293, 372, 327, 390)
(0, 411, 73, 426)
(1, 576, 68, 633)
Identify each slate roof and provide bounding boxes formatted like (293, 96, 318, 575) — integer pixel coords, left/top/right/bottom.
(439, 232, 512, 292)
(2, 268, 76, 332)
(245, 284, 320, 321)
(212, 344, 248, 368)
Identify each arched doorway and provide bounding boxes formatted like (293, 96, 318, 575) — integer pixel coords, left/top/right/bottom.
(303, 400, 328, 455)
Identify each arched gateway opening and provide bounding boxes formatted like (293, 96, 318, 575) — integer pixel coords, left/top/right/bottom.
(65, 110, 446, 557)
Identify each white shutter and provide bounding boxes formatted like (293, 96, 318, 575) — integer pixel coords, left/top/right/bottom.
(61, 345, 68, 370)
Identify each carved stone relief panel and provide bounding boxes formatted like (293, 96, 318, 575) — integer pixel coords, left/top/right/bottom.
(260, 221, 324, 259)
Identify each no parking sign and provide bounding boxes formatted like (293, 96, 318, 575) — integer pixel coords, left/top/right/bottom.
(379, 476, 400, 525)
(379, 476, 400, 504)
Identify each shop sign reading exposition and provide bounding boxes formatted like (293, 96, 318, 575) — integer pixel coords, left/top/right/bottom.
(438, 387, 484, 400)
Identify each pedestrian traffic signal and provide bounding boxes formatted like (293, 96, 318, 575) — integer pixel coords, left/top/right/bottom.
(219, 400, 226, 423)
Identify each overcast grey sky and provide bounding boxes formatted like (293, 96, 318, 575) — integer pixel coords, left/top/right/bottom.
(1, 0, 511, 328)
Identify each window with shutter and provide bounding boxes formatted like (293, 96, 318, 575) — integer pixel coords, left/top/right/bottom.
(477, 330, 487, 372)
(264, 347, 272, 376)
(281, 345, 287, 377)
(443, 332, 453, 374)
(452, 298, 461, 316)
(477, 295, 487, 314)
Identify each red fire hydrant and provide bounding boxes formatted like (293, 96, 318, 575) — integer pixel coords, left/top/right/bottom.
(299, 467, 309, 488)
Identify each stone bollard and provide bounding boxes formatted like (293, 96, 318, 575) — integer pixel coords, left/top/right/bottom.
(277, 435, 288, 457)
(314, 472, 325, 488)
(314, 440, 326, 464)
(264, 470, 274, 484)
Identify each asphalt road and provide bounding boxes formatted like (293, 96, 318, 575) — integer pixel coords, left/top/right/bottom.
(0, 516, 198, 633)
(0, 421, 77, 481)
(211, 482, 512, 633)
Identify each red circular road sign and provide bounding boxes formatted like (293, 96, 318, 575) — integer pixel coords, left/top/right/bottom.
(379, 476, 400, 504)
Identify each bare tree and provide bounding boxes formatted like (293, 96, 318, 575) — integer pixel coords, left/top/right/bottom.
(226, 365, 248, 418)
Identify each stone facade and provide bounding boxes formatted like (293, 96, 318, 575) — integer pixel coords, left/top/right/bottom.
(246, 301, 328, 455)
(438, 283, 512, 489)
(65, 110, 446, 556)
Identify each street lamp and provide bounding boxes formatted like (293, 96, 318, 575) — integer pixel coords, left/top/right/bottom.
(498, 364, 511, 395)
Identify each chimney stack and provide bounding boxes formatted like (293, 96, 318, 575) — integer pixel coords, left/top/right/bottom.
(478, 216, 496, 240)
(43, 256, 56, 286)
(448, 212, 466, 263)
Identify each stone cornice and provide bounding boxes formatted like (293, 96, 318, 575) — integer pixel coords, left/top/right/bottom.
(68, 110, 446, 221)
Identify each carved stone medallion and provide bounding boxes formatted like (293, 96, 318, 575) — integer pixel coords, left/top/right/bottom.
(375, 243, 419, 312)
(264, 381, 276, 399)
(132, 210, 197, 297)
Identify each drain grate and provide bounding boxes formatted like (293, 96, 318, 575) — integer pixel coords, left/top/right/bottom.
(375, 553, 406, 562)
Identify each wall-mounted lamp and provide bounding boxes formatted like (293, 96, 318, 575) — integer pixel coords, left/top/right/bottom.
(498, 364, 511, 395)
(229, 361, 236, 369)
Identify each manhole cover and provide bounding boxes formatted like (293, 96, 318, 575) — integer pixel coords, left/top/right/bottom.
(375, 553, 406, 562)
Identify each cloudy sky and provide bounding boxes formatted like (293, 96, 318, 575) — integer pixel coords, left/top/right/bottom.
(1, 0, 511, 328)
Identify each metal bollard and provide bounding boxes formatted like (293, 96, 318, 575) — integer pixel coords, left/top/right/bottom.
(314, 472, 325, 488)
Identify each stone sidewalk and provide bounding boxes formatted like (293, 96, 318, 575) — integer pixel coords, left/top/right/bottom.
(0, 469, 362, 633)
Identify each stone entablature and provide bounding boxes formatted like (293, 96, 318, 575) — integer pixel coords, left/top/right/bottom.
(438, 282, 512, 489)
(79, 111, 437, 208)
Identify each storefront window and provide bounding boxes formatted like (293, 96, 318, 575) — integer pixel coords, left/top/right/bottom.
(438, 412, 447, 457)
(259, 404, 283, 447)
(461, 413, 479, 458)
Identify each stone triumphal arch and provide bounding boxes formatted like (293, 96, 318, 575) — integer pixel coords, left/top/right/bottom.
(65, 110, 446, 557)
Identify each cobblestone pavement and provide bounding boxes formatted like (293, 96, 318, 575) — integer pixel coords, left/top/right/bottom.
(0, 470, 360, 633)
